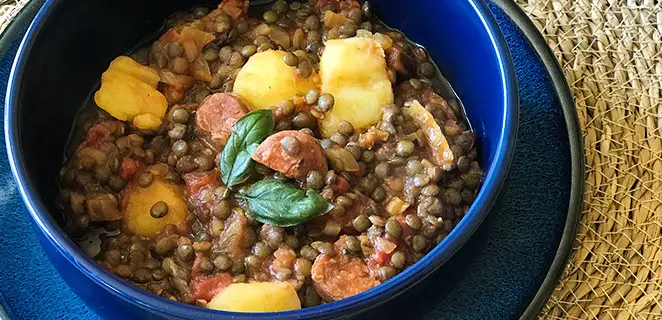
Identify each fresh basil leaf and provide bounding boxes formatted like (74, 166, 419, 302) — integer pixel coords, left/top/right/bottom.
(220, 133, 251, 186)
(241, 180, 334, 227)
(220, 110, 274, 187)
(246, 142, 260, 155)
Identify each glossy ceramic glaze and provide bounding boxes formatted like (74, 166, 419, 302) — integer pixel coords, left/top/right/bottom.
(5, 0, 517, 319)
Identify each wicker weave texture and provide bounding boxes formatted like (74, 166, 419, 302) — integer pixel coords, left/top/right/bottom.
(0, 0, 27, 33)
(514, 0, 662, 319)
(0, 0, 661, 319)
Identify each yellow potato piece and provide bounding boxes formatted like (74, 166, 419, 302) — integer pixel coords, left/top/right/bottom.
(94, 56, 167, 130)
(207, 282, 301, 312)
(133, 113, 162, 130)
(319, 37, 394, 137)
(108, 56, 160, 87)
(234, 50, 318, 110)
(405, 100, 454, 170)
(123, 168, 187, 238)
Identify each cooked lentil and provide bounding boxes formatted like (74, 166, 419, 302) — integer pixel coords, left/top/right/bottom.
(316, 93, 334, 112)
(150, 201, 169, 218)
(390, 251, 406, 269)
(282, 52, 299, 66)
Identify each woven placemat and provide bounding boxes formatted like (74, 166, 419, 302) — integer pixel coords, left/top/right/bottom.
(1, 0, 660, 319)
(512, 0, 662, 319)
(0, 0, 27, 32)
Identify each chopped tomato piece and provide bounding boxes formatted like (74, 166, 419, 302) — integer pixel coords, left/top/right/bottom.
(86, 123, 112, 145)
(329, 176, 350, 195)
(182, 170, 221, 197)
(119, 157, 140, 181)
(189, 272, 233, 301)
(369, 250, 390, 266)
(395, 215, 417, 241)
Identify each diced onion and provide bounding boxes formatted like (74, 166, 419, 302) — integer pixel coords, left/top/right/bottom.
(374, 237, 397, 254)
(159, 70, 195, 87)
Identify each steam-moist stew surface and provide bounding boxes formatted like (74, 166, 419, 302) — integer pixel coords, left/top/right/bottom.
(58, 0, 483, 312)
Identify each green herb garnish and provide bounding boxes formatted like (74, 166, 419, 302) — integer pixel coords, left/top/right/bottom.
(240, 180, 333, 227)
(220, 109, 274, 188)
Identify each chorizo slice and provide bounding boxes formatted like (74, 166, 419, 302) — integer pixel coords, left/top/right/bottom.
(196, 93, 249, 145)
(251, 130, 327, 180)
(311, 253, 381, 302)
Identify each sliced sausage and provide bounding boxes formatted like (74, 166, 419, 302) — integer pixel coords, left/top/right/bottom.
(251, 130, 328, 180)
(196, 93, 249, 145)
(311, 253, 380, 301)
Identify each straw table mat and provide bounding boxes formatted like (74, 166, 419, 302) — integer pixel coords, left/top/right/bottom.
(1, 0, 661, 319)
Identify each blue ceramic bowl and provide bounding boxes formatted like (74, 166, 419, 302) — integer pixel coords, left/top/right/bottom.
(5, 0, 517, 319)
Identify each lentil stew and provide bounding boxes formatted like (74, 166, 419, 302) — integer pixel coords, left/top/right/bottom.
(57, 0, 483, 312)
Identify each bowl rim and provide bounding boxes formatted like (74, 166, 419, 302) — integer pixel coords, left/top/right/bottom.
(4, 0, 518, 318)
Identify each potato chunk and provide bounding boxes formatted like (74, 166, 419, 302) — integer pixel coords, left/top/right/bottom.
(108, 56, 160, 87)
(405, 100, 454, 170)
(319, 37, 394, 137)
(94, 56, 167, 130)
(207, 282, 301, 312)
(123, 167, 187, 238)
(132, 113, 162, 130)
(234, 50, 318, 110)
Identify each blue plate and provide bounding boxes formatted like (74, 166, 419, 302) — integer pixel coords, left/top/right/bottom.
(0, 1, 582, 319)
